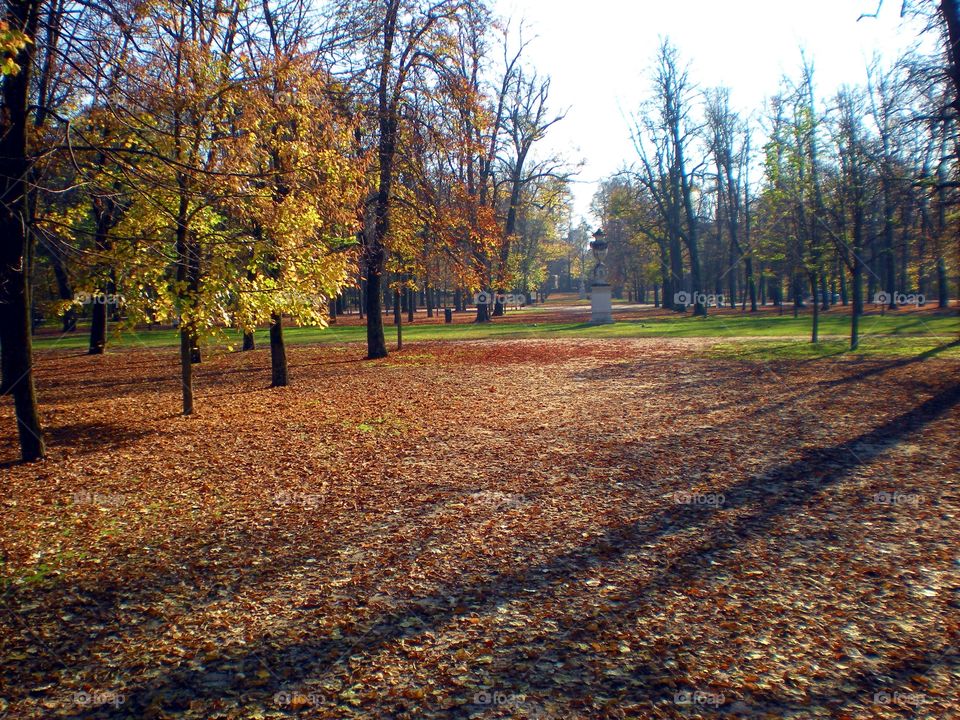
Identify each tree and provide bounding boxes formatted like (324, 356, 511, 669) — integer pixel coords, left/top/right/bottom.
(490, 67, 566, 317)
(226, 0, 366, 386)
(347, 0, 466, 358)
(633, 40, 706, 315)
(705, 87, 755, 311)
(0, 0, 44, 461)
(832, 86, 873, 349)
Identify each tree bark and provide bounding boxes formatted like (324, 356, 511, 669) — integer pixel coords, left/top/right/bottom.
(852, 252, 862, 351)
(89, 294, 107, 354)
(394, 288, 402, 350)
(0, 0, 45, 460)
(937, 256, 949, 308)
(475, 294, 490, 323)
(810, 272, 819, 343)
(270, 312, 287, 387)
(40, 242, 75, 331)
(179, 326, 194, 415)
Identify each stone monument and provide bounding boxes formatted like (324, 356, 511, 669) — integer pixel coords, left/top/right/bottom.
(589, 228, 613, 324)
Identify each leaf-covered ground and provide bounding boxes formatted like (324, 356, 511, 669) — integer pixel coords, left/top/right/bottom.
(2, 338, 958, 719)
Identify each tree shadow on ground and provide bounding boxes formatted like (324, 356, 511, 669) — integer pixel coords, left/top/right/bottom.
(48, 381, 958, 718)
(43, 421, 158, 456)
(818, 339, 960, 387)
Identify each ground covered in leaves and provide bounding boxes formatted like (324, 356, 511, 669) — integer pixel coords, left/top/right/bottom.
(2, 337, 959, 719)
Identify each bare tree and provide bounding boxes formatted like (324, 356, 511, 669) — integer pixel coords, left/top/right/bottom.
(633, 40, 706, 315)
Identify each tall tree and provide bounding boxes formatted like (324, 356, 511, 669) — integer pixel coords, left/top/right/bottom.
(0, 0, 44, 460)
(347, 0, 466, 358)
(633, 40, 706, 315)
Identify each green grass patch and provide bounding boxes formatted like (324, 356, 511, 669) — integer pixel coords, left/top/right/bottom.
(346, 414, 408, 436)
(32, 308, 959, 353)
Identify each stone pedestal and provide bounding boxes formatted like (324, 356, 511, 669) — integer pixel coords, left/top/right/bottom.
(590, 283, 613, 324)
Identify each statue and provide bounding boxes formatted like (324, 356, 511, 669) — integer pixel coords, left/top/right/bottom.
(589, 228, 613, 324)
(590, 229, 609, 285)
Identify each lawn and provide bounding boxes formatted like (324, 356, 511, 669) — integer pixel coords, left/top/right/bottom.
(30, 300, 960, 358)
(1, 335, 958, 718)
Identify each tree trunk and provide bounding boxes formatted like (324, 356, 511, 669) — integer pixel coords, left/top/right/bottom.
(42, 242, 75, 331)
(174, 194, 198, 411)
(882, 179, 897, 310)
(0, 0, 45, 461)
(270, 312, 287, 387)
(365, 5, 401, 360)
(89, 288, 108, 354)
(727, 233, 738, 309)
(666, 237, 681, 311)
(358, 271, 365, 320)
(852, 254, 862, 351)
(394, 288, 402, 350)
(179, 327, 194, 415)
(810, 273, 819, 343)
(937, 255, 949, 308)
(364, 262, 387, 359)
(242, 331, 255, 351)
(745, 256, 757, 312)
(475, 295, 491, 323)
(940, 1, 960, 151)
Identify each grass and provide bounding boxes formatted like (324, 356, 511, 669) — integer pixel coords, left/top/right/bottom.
(32, 306, 959, 355)
(708, 336, 960, 360)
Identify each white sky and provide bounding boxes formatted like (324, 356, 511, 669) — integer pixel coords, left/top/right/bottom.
(491, 0, 934, 224)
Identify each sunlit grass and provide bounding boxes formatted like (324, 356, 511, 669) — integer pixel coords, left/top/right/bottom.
(32, 306, 959, 355)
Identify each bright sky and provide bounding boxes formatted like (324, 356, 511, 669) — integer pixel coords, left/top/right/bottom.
(491, 0, 934, 224)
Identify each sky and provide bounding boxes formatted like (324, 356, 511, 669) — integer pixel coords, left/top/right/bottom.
(490, 0, 934, 224)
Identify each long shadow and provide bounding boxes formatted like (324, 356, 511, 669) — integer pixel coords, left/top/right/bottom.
(291, 357, 368, 370)
(45, 421, 158, 456)
(819, 339, 960, 388)
(76, 382, 959, 718)
(464, 382, 960, 711)
(0, 487, 474, 704)
(740, 646, 959, 716)
(700, 341, 960, 425)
